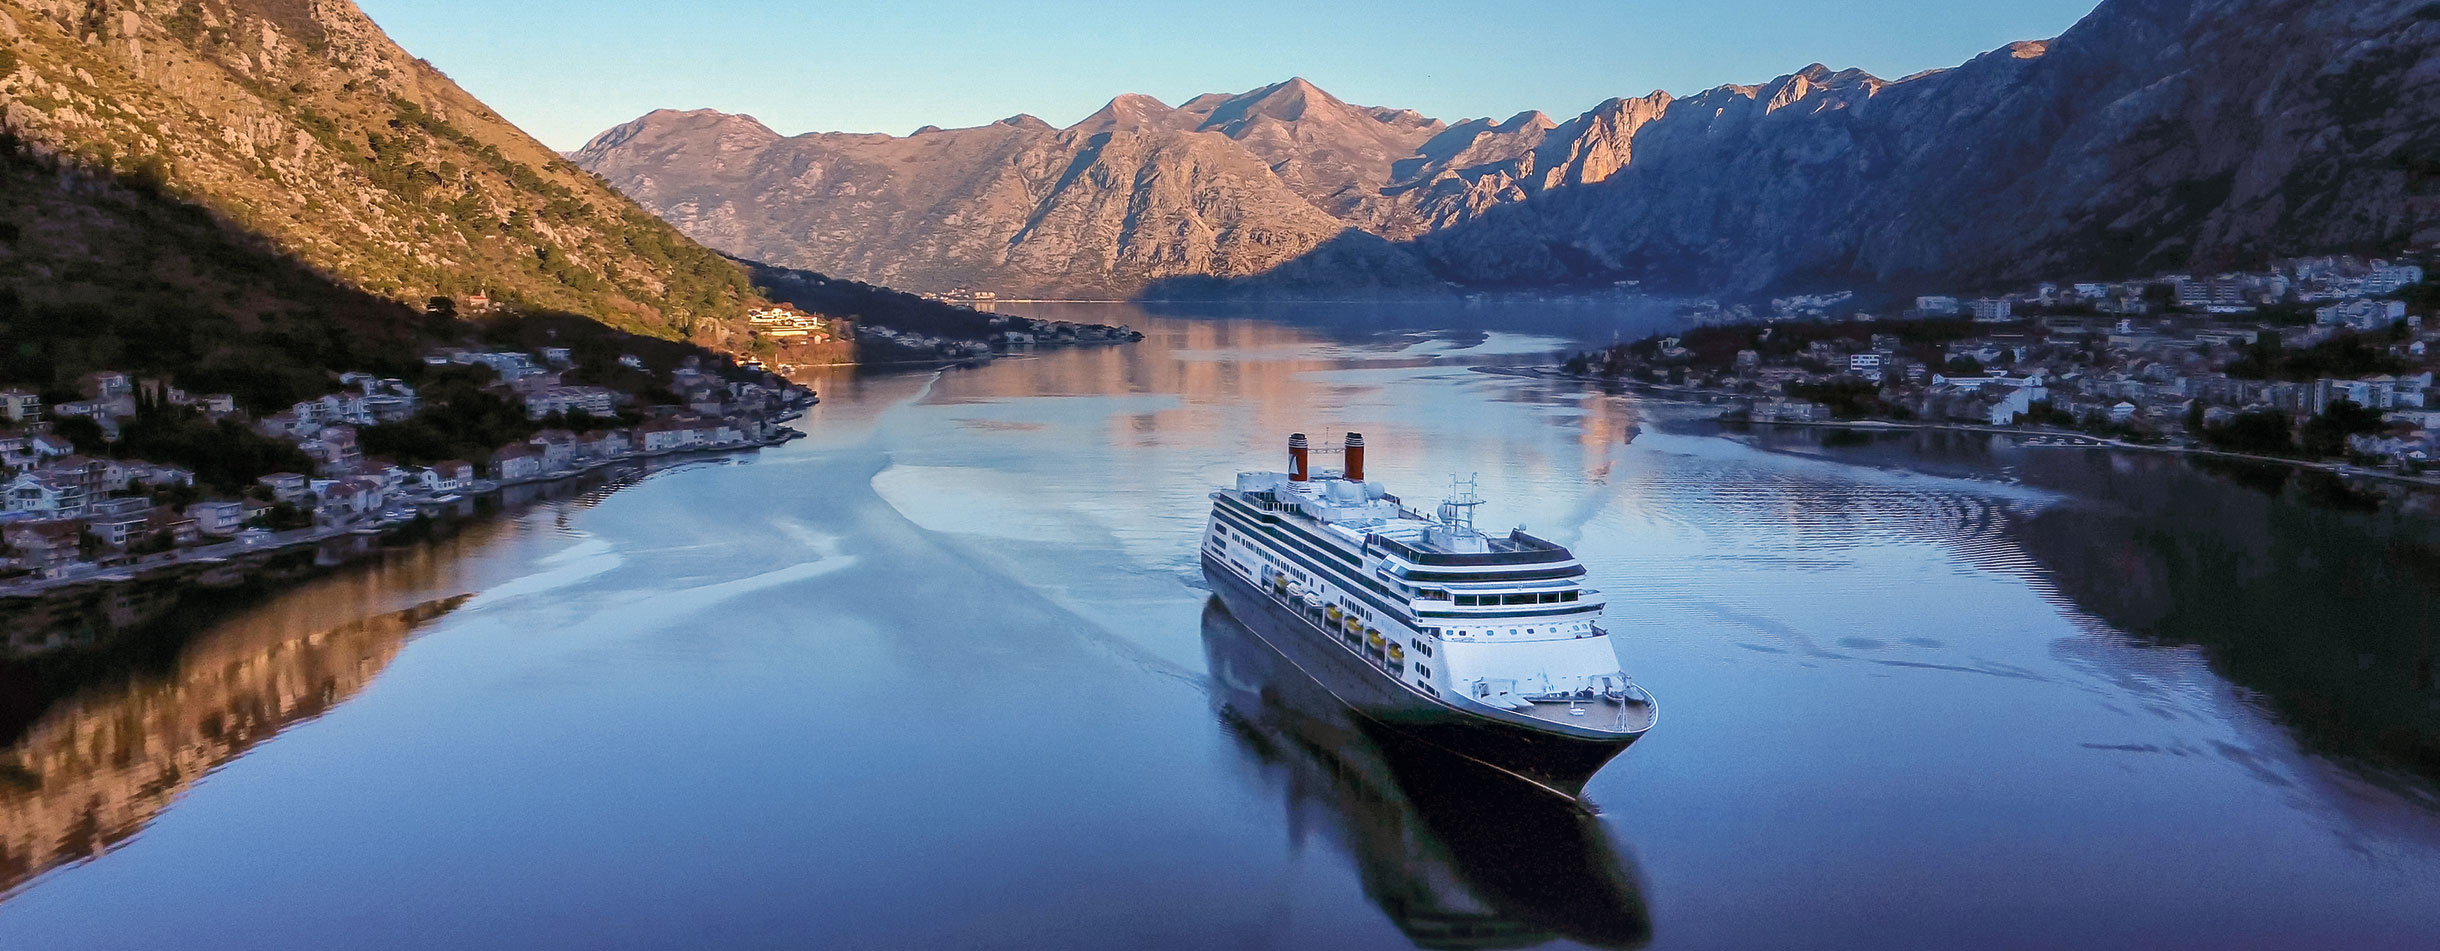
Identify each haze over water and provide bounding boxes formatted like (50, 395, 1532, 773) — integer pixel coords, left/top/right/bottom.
(4, 307, 2437, 950)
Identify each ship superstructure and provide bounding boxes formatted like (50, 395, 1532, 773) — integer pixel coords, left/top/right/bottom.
(1200, 432, 1655, 797)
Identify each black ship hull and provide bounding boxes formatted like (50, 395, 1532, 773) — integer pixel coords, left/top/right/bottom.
(1203, 551, 1639, 799)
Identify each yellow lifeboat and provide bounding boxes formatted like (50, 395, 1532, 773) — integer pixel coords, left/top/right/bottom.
(1324, 605, 1345, 624)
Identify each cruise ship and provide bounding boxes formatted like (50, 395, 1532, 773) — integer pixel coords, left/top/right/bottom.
(1201, 433, 1656, 799)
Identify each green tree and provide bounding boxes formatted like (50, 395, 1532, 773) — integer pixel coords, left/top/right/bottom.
(2202, 410, 2299, 456)
(2299, 400, 2387, 458)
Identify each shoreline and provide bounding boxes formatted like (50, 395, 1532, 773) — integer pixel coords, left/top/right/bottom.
(1482, 364, 2440, 492)
(0, 429, 806, 603)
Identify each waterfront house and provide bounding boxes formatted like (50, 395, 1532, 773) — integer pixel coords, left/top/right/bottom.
(634, 417, 696, 454)
(1972, 298, 2015, 322)
(528, 430, 580, 472)
(577, 430, 628, 462)
(1984, 379, 2051, 426)
(315, 481, 367, 525)
(187, 500, 247, 536)
(362, 461, 416, 492)
(697, 418, 744, 445)
(490, 445, 545, 482)
(147, 507, 201, 547)
(86, 497, 155, 548)
(422, 461, 474, 494)
(4, 518, 86, 569)
(1754, 399, 1829, 423)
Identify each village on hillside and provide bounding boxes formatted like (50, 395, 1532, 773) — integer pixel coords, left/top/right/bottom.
(0, 339, 815, 587)
(1573, 254, 2440, 469)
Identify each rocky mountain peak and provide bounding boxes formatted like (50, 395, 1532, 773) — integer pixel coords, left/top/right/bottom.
(576, 0, 2440, 299)
(1069, 93, 1181, 133)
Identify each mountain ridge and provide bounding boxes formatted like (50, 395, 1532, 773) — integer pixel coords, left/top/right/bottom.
(0, 0, 787, 346)
(578, 0, 2440, 300)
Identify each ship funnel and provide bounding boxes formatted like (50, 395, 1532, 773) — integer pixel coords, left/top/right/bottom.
(1288, 433, 1310, 483)
(1343, 432, 1365, 482)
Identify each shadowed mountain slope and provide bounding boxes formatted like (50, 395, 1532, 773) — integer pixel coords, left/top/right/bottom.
(583, 0, 2440, 301)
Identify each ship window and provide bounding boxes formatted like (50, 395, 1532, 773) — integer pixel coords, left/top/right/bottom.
(1540, 592, 1563, 604)
(1418, 664, 1431, 678)
(1562, 591, 1579, 602)
(1456, 595, 1479, 607)
(1503, 594, 1534, 606)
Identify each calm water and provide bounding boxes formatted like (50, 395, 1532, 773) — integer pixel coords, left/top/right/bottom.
(4, 308, 2439, 950)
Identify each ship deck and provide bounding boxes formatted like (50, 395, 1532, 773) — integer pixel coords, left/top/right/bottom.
(1504, 695, 1657, 736)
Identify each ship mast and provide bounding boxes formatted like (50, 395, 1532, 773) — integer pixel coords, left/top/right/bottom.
(1437, 475, 1486, 539)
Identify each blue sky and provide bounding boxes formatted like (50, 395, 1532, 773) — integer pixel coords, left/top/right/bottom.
(356, 0, 2101, 151)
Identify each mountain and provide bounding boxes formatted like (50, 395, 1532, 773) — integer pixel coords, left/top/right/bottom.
(577, 0, 2440, 300)
(1417, 0, 2440, 296)
(0, 0, 765, 385)
(572, 103, 1431, 299)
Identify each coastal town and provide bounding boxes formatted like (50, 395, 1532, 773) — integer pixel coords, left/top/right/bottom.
(0, 343, 815, 592)
(1570, 253, 2440, 471)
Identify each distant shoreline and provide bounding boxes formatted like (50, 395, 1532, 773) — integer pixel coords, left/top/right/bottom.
(0, 431, 805, 604)
(1482, 364, 2440, 492)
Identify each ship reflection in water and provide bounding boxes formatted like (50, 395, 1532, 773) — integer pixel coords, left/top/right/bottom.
(1202, 599, 1653, 950)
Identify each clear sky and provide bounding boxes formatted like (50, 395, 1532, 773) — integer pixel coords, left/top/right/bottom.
(355, 0, 2102, 152)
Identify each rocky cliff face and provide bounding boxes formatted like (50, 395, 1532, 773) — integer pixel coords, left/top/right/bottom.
(573, 95, 1433, 298)
(578, 0, 2440, 300)
(1420, 0, 2440, 296)
(0, 0, 761, 341)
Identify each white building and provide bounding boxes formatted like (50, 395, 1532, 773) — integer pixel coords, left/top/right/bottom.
(2316, 299, 2409, 330)
(2368, 262, 2426, 295)
(0, 389, 39, 422)
(524, 386, 618, 420)
(1971, 298, 2015, 322)
(1985, 379, 2051, 426)
(187, 500, 247, 536)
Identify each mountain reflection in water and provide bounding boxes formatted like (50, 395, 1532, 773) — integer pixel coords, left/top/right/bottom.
(1202, 599, 1653, 950)
(1751, 427, 2440, 793)
(0, 593, 467, 895)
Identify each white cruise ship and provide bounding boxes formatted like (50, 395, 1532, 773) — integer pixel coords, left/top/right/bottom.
(1201, 432, 1656, 798)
